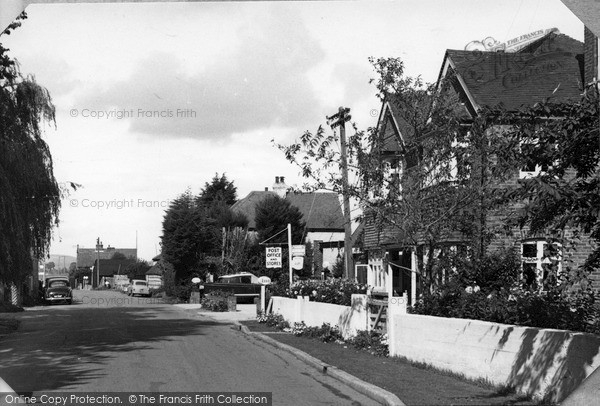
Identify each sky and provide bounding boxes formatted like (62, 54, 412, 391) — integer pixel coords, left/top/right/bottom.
(1, 0, 583, 263)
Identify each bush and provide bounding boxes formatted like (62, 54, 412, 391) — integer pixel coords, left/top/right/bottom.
(347, 330, 389, 357)
(166, 283, 193, 303)
(411, 248, 600, 334)
(258, 312, 289, 329)
(274, 279, 368, 306)
(201, 290, 234, 312)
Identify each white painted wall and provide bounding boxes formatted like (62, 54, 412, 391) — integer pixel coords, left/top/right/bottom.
(389, 314, 600, 402)
(270, 295, 369, 339)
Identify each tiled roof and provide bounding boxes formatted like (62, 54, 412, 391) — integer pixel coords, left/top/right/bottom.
(232, 191, 345, 232)
(561, 0, 600, 37)
(231, 191, 277, 229)
(146, 265, 163, 276)
(77, 247, 137, 268)
(285, 192, 345, 231)
(92, 259, 132, 277)
(443, 47, 583, 112)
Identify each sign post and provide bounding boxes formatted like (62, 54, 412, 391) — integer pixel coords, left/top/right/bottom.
(265, 247, 282, 268)
(288, 223, 293, 286)
(258, 276, 271, 314)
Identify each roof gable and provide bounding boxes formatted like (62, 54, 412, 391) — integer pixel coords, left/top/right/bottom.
(561, 0, 600, 37)
(441, 45, 583, 112)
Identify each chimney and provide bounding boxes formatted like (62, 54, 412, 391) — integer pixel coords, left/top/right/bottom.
(273, 175, 287, 197)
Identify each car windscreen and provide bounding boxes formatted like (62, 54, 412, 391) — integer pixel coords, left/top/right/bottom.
(48, 280, 68, 288)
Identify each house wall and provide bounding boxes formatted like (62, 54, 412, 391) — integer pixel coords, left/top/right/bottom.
(389, 313, 600, 402)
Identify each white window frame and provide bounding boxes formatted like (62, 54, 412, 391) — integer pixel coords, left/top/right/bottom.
(520, 240, 562, 290)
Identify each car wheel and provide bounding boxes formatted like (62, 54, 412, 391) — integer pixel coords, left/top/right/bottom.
(67, 299, 72, 305)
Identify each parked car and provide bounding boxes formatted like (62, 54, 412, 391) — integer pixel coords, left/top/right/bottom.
(127, 280, 150, 297)
(202, 272, 265, 303)
(43, 277, 72, 305)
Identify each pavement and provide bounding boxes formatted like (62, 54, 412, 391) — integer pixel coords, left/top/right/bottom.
(188, 303, 404, 406)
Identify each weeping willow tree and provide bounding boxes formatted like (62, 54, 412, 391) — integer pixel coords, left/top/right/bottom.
(0, 13, 61, 286)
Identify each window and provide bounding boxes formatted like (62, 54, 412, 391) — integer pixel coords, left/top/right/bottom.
(519, 138, 550, 179)
(49, 280, 68, 288)
(135, 281, 147, 286)
(521, 240, 562, 290)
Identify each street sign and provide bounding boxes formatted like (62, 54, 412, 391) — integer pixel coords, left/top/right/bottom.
(265, 247, 282, 268)
(292, 256, 304, 270)
(258, 276, 272, 285)
(291, 245, 306, 256)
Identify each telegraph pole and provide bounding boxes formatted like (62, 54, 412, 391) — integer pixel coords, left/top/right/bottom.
(327, 107, 354, 280)
(287, 223, 293, 286)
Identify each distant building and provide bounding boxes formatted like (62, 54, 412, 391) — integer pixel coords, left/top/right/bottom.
(76, 241, 137, 268)
(232, 177, 346, 276)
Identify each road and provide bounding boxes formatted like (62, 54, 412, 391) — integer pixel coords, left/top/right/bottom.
(0, 289, 380, 405)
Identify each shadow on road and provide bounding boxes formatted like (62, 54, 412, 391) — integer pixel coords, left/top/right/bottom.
(0, 304, 223, 392)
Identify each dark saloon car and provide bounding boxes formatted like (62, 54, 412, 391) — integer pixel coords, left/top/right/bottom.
(202, 272, 265, 304)
(44, 277, 73, 305)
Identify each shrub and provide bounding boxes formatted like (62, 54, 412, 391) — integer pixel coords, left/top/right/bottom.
(411, 248, 600, 334)
(166, 283, 193, 303)
(201, 290, 234, 312)
(347, 330, 389, 357)
(258, 312, 289, 329)
(274, 279, 368, 306)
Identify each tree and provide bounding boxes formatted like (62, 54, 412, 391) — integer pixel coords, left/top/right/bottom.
(277, 57, 520, 290)
(161, 175, 246, 282)
(124, 259, 151, 281)
(161, 190, 208, 281)
(0, 12, 61, 286)
(255, 195, 305, 245)
(111, 252, 128, 261)
(198, 173, 237, 206)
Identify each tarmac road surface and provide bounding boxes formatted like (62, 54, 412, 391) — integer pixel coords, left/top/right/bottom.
(0, 289, 381, 405)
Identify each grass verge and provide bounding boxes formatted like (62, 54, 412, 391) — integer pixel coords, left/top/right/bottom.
(242, 319, 537, 405)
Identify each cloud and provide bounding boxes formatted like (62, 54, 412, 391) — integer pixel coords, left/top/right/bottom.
(75, 7, 326, 141)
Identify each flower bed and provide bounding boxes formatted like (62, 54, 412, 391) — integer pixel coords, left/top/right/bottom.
(258, 314, 388, 357)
